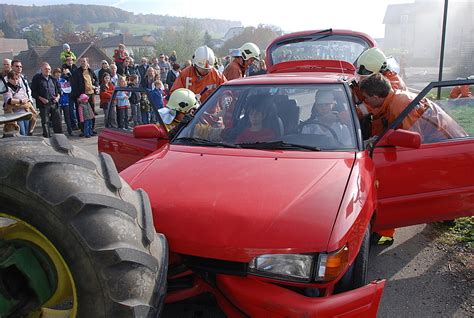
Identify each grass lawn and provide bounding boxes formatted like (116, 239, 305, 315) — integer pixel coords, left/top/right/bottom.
(445, 105, 474, 136)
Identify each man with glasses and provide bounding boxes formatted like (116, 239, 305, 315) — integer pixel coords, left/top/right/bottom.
(10, 60, 37, 135)
(97, 60, 111, 83)
(157, 54, 171, 82)
(31, 62, 63, 137)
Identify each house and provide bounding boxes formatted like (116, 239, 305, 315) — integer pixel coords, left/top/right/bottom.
(14, 42, 111, 80)
(0, 38, 28, 60)
(383, 0, 474, 71)
(94, 34, 156, 59)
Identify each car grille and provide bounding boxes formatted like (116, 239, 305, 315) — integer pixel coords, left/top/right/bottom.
(182, 255, 248, 276)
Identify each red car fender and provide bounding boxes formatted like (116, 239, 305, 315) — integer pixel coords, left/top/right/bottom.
(217, 275, 385, 318)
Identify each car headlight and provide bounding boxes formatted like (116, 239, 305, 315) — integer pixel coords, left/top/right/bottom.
(248, 245, 349, 283)
(248, 254, 314, 282)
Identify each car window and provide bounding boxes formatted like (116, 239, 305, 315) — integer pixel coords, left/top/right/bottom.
(387, 81, 473, 144)
(175, 84, 358, 151)
(270, 34, 370, 66)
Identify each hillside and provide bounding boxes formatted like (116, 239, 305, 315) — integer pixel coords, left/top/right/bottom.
(0, 4, 241, 37)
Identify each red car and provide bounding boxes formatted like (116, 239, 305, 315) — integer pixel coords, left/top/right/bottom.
(99, 30, 474, 317)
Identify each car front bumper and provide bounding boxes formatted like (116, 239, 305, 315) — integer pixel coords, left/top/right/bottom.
(216, 274, 385, 318)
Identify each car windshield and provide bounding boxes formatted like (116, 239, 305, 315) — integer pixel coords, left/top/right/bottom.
(174, 84, 358, 151)
(270, 34, 370, 66)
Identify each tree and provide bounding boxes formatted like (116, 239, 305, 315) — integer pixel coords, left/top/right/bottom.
(0, 20, 19, 38)
(0, 29, 4, 38)
(42, 22, 57, 46)
(155, 19, 204, 65)
(217, 24, 282, 57)
(204, 30, 213, 48)
(109, 22, 120, 32)
(61, 21, 76, 34)
(24, 29, 44, 47)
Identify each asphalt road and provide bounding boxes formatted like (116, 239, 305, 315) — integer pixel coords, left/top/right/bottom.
(64, 122, 472, 317)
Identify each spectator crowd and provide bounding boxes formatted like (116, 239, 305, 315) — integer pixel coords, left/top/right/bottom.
(1, 42, 269, 137)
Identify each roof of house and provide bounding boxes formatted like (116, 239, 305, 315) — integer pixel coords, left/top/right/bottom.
(95, 34, 156, 48)
(0, 38, 28, 54)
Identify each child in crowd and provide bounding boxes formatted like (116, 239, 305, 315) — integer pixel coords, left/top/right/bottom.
(115, 76, 130, 129)
(77, 93, 95, 138)
(60, 43, 76, 64)
(139, 92, 152, 124)
(148, 79, 165, 123)
(56, 67, 74, 136)
(100, 73, 115, 126)
(127, 74, 141, 126)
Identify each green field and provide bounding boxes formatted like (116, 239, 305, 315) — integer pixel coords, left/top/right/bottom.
(444, 105, 474, 136)
(90, 22, 162, 35)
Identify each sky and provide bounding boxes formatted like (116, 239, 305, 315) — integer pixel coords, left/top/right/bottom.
(0, 0, 427, 38)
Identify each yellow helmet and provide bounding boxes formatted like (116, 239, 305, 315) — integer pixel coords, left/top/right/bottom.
(356, 48, 388, 75)
(167, 88, 198, 113)
(240, 42, 261, 61)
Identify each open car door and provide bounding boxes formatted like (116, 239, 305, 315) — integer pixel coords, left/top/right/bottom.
(372, 79, 474, 231)
(98, 86, 169, 171)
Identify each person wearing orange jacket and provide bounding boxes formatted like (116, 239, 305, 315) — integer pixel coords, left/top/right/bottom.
(170, 46, 226, 103)
(359, 74, 467, 245)
(351, 48, 407, 139)
(223, 43, 261, 81)
(449, 76, 473, 105)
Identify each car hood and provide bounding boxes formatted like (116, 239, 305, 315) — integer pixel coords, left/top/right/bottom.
(123, 145, 355, 262)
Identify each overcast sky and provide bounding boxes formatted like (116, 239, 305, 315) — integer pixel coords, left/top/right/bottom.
(0, 0, 448, 38)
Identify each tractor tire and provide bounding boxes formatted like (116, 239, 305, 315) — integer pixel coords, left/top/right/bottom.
(0, 135, 168, 317)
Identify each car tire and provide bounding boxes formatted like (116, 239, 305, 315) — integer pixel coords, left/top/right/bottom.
(0, 135, 167, 317)
(335, 226, 370, 293)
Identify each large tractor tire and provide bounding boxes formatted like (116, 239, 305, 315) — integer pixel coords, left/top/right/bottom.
(0, 135, 168, 317)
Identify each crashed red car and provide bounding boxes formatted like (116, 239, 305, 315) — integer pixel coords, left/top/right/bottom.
(99, 29, 474, 317)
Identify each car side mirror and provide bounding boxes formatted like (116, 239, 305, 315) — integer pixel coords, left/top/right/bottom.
(379, 129, 421, 149)
(133, 124, 169, 139)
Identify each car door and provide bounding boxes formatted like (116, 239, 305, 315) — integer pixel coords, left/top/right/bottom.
(372, 79, 474, 231)
(98, 86, 168, 171)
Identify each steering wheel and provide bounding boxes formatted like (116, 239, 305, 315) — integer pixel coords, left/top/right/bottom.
(299, 120, 340, 143)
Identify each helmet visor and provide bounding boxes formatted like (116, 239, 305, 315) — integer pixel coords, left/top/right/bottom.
(357, 65, 373, 76)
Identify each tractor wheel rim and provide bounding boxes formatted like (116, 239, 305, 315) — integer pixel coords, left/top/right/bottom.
(0, 213, 77, 317)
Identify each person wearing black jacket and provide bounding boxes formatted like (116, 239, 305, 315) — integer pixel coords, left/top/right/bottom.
(31, 62, 63, 137)
(71, 57, 99, 135)
(166, 63, 180, 90)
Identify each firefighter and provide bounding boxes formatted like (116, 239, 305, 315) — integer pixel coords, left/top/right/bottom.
(359, 73, 468, 245)
(223, 42, 261, 81)
(158, 88, 198, 137)
(170, 46, 226, 103)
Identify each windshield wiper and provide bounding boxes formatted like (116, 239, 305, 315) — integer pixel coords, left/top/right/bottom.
(174, 137, 241, 148)
(237, 141, 321, 151)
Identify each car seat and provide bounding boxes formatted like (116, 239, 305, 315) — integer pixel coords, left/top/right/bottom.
(274, 95, 300, 134)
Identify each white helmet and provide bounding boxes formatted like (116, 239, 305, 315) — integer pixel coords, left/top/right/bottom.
(356, 48, 388, 75)
(167, 88, 198, 113)
(240, 42, 261, 61)
(192, 46, 215, 70)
